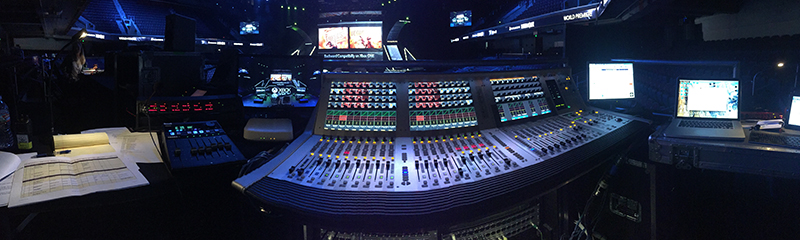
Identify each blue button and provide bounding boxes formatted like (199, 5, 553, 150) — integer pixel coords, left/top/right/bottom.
(170, 133, 175, 136)
(199, 130, 205, 134)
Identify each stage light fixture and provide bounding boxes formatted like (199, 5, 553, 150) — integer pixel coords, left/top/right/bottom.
(72, 29, 88, 40)
(778, 62, 785, 68)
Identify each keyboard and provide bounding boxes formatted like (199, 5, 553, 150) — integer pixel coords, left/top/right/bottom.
(678, 120, 733, 129)
(748, 131, 800, 149)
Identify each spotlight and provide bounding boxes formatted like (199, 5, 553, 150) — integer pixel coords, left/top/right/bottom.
(778, 62, 785, 68)
(72, 29, 88, 40)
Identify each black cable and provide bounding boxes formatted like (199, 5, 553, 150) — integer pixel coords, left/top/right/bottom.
(143, 83, 163, 160)
(146, 112, 163, 160)
(569, 143, 636, 240)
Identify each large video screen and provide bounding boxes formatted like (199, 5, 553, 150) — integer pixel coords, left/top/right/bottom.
(239, 21, 259, 35)
(238, 56, 322, 108)
(450, 10, 472, 27)
(349, 27, 383, 49)
(319, 27, 349, 49)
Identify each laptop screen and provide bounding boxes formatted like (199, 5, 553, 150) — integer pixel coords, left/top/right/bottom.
(676, 79, 739, 119)
(787, 96, 800, 127)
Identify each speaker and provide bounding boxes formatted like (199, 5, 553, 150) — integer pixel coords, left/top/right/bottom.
(165, 14, 196, 52)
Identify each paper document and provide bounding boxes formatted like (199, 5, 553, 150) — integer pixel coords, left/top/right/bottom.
(53, 132, 116, 157)
(116, 132, 163, 164)
(0, 153, 35, 207)
(0, 151, 21, 180)
(81, 127, 131, 138)
(82, 128, 162, 164)
(7, 152, 148, 207)
(0, 172, 14, 207)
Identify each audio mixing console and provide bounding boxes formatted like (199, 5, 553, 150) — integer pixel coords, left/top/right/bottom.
(234, 68, 648, 221)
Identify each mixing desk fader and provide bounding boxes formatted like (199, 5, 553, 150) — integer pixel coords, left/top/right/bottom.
(161, 120, 245, 170)
(233, 69, 649, 221)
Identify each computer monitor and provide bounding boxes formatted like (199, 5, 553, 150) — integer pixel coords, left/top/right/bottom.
(588, 62, 635, 100)
(675, 79, 739, 119)
(785, 95, 800, 130)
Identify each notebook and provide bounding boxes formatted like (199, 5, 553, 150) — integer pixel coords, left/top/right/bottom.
(663, 79, 745, 140)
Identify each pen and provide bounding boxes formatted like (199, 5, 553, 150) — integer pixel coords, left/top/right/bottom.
(0, 170, 14, 182)
(33, 153, 53, 158)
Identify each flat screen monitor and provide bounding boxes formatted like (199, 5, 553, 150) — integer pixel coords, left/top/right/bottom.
(786, 95, 800, 130)
(450, 10, 472, 27)
(675, 79, 739, 119)
(239, 21, 259, 35)
(319, 27, 349, 49)
(386, 45, 403, 61)
(588, 62, 635, 100)
(348, 27, 383, 49)
(270, 73, 292, 82)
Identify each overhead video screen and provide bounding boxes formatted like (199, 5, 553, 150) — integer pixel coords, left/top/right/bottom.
(349, 27, 383, 49)
(319, 27, 349, 49)
(239, 21, 259, 35)
(450, 10, 472, 27)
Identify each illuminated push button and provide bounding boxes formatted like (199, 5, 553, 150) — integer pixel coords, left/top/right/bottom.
(401, 166, 410, 185)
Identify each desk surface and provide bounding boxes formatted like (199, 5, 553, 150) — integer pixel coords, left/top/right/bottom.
(649, 124, 800, 179)
(5, 162, 174, 214)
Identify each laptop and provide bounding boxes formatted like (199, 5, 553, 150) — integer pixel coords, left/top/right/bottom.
(663, 79, 745, 140)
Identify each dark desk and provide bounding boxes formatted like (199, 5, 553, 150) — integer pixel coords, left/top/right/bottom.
(0, 162, 176, 238)
(649, 126, 800, 179)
